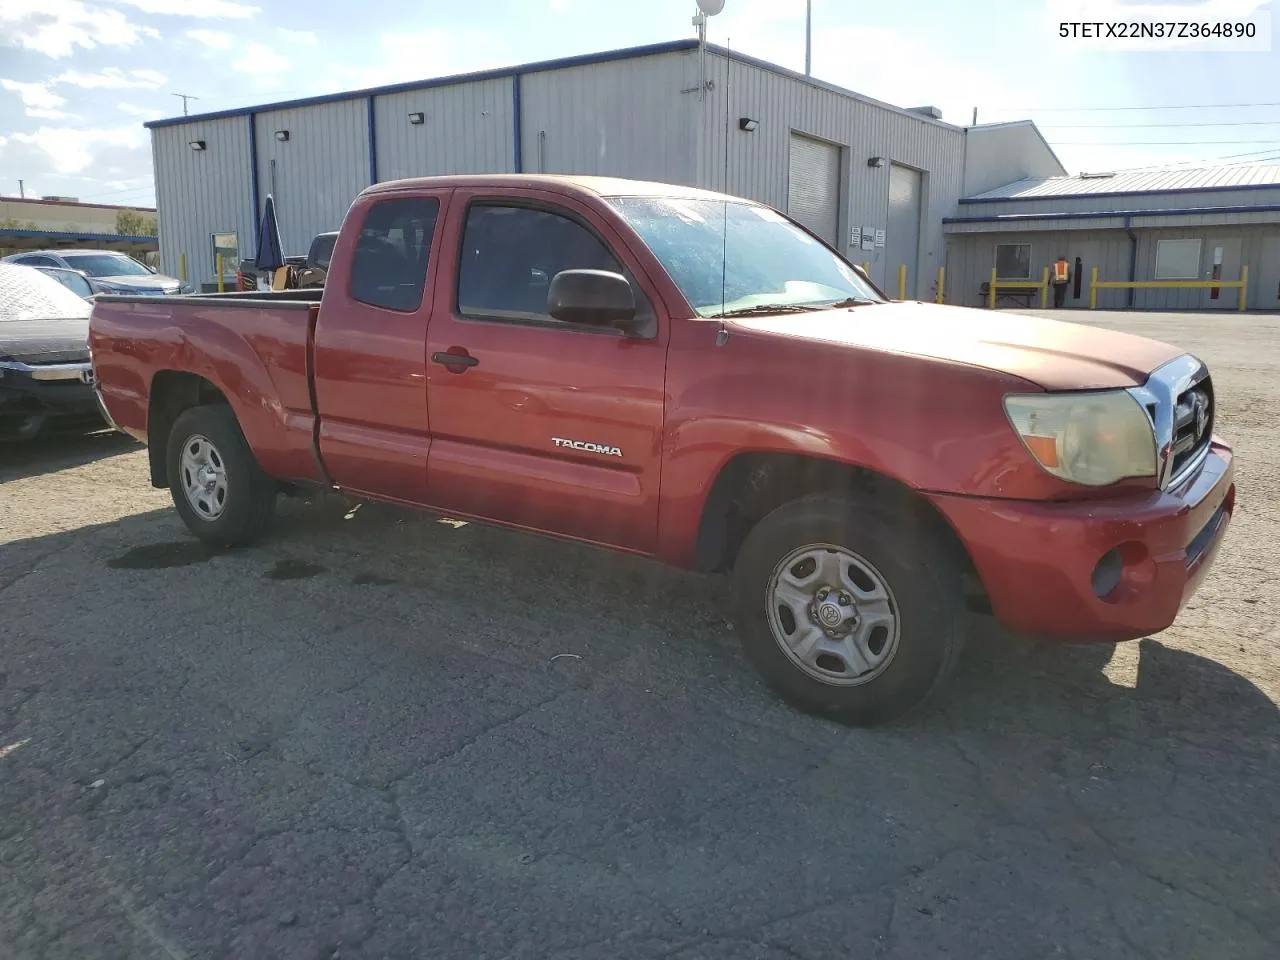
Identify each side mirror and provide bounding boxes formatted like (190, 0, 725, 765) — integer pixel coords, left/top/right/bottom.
(547, 269, 639, 333)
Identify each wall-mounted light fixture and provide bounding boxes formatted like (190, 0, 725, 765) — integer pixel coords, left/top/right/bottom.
(188, 139, 206, 151)
(738, 117, 759, 132)
(867, 156, 885, 168)
(408, 112, 425, 125)
(274, 130, 290, 142)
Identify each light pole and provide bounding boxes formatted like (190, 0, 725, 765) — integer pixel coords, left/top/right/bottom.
(805, 0, 812, 75)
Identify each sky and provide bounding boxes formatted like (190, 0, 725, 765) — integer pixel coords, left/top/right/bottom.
(0, 0, 1278, 208)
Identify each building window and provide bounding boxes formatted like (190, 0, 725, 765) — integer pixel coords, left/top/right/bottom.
(211, 232, 238, 281)
(994, 243, 1032, 279)
(1154, 238, 1202, 280)
(457, 203, 623, 324)
(349, 197, 440, 312)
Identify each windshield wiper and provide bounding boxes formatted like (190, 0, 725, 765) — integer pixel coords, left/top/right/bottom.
(820, 297, 879, 308)
(709, 304, 831, 319)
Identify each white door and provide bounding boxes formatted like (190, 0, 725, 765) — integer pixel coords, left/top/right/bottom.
(1203, 237, 1242, 310)
(787, 133, 841, 246)
(886, 164, 923, 299)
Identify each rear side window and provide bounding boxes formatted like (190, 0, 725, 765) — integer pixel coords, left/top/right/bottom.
(457, 204, 623, 323)
(349, 197, 439, 312)
(311, 234, 336, 270)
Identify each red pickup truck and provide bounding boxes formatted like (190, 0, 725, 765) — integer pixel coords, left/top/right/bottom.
(89, 174, 1235, 724)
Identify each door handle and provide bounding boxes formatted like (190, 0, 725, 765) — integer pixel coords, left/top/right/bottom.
(432, 350, 479, 370)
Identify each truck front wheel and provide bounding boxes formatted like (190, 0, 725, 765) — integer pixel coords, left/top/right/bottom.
(166, 404, 277, 547)
(732, 494, 966, 726)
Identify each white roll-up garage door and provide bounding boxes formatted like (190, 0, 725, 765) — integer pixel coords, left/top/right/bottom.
(787, 133, 841, 245)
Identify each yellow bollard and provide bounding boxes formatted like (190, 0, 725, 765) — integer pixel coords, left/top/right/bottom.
(1240, 265, 1249, 312)
(861, 261, 870, 274)
(1039, 266, 1049, 309)
(936, 266, 945, 304)
(216, 254, 224, 293)
(988, 267, 996, 309)
(179, 253, 187, 283)
(898, 264, 907, 300)
(1089, 266, 1098, 309)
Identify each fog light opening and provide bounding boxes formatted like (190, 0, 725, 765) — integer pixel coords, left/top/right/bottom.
(1091, 548, 1124, 600)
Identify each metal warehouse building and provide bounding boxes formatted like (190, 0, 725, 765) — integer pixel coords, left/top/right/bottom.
(145, 38, 1064, 295)
(944, 164, 1280, 312)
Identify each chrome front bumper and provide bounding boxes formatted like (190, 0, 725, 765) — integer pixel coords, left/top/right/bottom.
(0, 359, 96, 382)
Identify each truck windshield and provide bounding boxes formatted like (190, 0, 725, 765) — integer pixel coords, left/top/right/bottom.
(61, 254, 152, 278)
(606, 196, 883, 317)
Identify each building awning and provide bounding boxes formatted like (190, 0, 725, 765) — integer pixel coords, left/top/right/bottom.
(0, 228, 159, 254)
(944, 204, 1280, 234)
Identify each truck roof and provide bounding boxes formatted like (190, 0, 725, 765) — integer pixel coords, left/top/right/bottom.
(362, 174, 752, 205)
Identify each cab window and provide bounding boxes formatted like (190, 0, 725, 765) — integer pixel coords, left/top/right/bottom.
(349, 198, 439, 312)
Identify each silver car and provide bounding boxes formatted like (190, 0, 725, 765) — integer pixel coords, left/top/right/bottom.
(1, 249, 192, 296)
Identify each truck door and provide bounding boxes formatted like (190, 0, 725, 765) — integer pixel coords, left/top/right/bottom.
(311, 191, 449, 502)
(423, 189, 669, 553)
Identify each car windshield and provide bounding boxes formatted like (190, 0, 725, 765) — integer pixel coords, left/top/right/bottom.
(606, 196, 883, 317)
(61, 254, 153, 277)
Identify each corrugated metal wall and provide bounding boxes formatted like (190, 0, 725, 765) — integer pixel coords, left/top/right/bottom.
(945, 222, 1280, 311)
(944, 229, 1133, 309)
(253, 100, 370, 256)
(374, 78, 514, 182)
(694, 51, 966, 298)
(519, 50, 697, 182)
(151, 116, 253, 290)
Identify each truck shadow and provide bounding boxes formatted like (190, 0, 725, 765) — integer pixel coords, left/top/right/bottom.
(0, 428, 141, 483)
(3, 496, 1277, 955)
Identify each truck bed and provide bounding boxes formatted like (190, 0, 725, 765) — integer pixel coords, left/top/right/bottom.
(88, 293, 326, 484)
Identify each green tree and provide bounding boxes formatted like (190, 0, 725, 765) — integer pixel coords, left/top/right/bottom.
(116, 209, 158, 236)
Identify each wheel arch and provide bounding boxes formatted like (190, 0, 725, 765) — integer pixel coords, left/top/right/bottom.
(146, 371, 230, 488)
(693, 451, 991, 613)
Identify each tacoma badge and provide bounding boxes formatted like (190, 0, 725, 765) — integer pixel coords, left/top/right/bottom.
(552, 437, 623, 457)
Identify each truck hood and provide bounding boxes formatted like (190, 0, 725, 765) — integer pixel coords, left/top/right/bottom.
(0, 317, 90, 365)
(94, 274, 181, 294)
(730, 300, 1185, 391)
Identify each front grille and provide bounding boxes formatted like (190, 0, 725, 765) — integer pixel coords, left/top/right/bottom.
(1170, 374, 1213, 480)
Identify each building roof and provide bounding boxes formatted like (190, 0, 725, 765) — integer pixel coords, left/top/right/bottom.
(964, 164, 1280, 202)
(0, 196, 156, 213)
(143, 38, 966, 133)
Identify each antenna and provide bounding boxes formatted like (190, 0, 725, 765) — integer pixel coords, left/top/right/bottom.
(172, 93, 199, 116)
(719, 37, 731, 323)
(693, 0, 724, 101)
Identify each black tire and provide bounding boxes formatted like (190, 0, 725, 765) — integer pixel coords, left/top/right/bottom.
(732, 493, 966, 726)
(166, 404, 277, 547)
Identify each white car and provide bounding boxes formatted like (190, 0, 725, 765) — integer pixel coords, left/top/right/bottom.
(1, 249, 192, 296)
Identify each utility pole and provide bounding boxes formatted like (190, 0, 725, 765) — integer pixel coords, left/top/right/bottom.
(805, 0, 812, 75)
(172, 93, 198, 115)
(17, 179, 24, 198)
(972, 106, 978, 126)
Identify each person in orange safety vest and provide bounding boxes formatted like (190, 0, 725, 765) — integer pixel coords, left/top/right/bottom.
(1052, 255, 1070, 307)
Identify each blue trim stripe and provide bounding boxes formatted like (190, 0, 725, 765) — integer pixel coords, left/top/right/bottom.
(960, 180, 1280, 204)
(367, 95, 378, 184)
(944, 202, 1280, 224)
(144, 39, 701, 129)
(0, 228, 157, 244)
(512, 74, 523, 174)
(248, 113, 261, 251)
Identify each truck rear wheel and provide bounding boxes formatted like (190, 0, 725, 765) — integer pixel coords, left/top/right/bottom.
(732, 494, 966, 726)
(166, 404, 277, 547)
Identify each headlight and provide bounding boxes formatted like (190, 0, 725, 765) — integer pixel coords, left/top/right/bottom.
(1004, 391, 1157, 486)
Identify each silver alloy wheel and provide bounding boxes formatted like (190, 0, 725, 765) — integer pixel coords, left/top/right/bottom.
(179, 433, 229, 521)
(765, 543, 901, 686)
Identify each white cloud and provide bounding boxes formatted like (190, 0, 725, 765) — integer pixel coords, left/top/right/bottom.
(230, 41, 291, 80)
(331, 30, 506, 89)
(54, 67, 168, 89)
(277, 28, 318, 45)
(0, 1, 161, 58)
(1, 78, 67, 112)
(550, 0, 571, 10)
(115, 0, 260, 17)
(11, 125, 147, 175)
(187, 28, 234, 50)
(117, 102, 163, 119)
